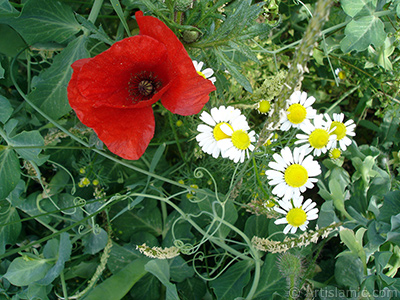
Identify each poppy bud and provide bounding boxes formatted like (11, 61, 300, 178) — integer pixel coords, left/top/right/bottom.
(175, 0, 193, 12)
(182, 29, 200, 43)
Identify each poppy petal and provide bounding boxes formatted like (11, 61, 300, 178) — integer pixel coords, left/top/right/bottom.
(85, 106, 155, 160)
(136, 11, 216, 115)
(75, 35, 173, 110)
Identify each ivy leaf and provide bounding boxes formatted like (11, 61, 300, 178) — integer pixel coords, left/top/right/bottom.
(7, 0, 81, 44)
(340, 15, 386, 53)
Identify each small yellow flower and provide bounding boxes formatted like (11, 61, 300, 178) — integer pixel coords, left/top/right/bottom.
(92, 179, 100, 186)
(176, 120, 183, 127)
(79, 168, 86, 174)
(257, 100, 271, 114)
(78, 177, 90, 188)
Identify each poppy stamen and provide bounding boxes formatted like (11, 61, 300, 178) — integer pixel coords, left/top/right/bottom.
(128, 71, 161, 103)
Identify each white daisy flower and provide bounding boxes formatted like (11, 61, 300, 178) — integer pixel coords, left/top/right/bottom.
(193, 60, 216, 84)
(196, 106, 249, 158)
(295, 114, 337, 156)
(217, 125, 256, 163)
(265, 147, 321, 201)
(324, 113, 356, 151)
(280, 91, 317, 131)
(274, 196, 319, 234)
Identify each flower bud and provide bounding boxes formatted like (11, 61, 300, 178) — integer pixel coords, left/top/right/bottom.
(182, 30, 200, 43)
(175, 0, 193, 12)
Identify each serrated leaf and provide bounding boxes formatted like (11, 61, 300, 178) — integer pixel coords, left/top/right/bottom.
(0, 95, 13, 124)
(340, 15, 386, 53)
(209, 260, 253, 300)
(341, 0, 377, 18)
(0, 201, 21, 255)
(7, 0, 81, 44)
(0, 148, 20, 200)
(28, 35, 89, 119)
(215, 47, 252, 92)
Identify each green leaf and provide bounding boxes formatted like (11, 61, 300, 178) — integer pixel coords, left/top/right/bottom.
(214, 47, 252, 92)
(82, 227, 108, 255)
(251, 254, 286, 299)
(145, 259, 180, 300)
(169, 256, 194, 283)
(374, 251, 396, 285)
(340, 15, 386, 53)
(37, 233, 72, 285)
(386, 214, 400, 245)
(0, 148, 20, 200)
(0, 61, 4, 79)
(28, 35, 89, 119)
(4, 257, 52, 286)
(0, 201, 21, 255)
(84, 258, 149, 300)
(209, 260, 253, 300)
(177, 277, 206, 300)
(334, 253, 364, 288)
(338, 228, 366, 266)
(197, 194, 238, 240)
(0, 95, 12, 124)
(8, 0, 81, 44)
(341, 0, 377, 18)
(130, 273, 161, 300)
(107, 241, 141, 274)
(0, 0, 19, 19)
(0, 24, 28, 57)
(378, 191, 400, 223)
(244, 215, 269, 238)
(111, 202, 162, 241)
(8, 130, 47, 165)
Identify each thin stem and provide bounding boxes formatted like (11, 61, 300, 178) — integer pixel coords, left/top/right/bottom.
(60, 271, 69, 300)
(87, 0, 104, 24)
(168, 112, 187, 166)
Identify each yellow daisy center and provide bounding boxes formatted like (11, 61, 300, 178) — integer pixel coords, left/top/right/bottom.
(286, 207, 307, 227)
(308, 128, 330, 149)
(330, 148, 341, 159)
(258, 100, 271, 114)
(231, 130, 251, 150)
(287, 103, 307, 124)
(330, 121, 347, 140)
(284, 164, 308, 188)
(213, 122, 233, 141)
(197, 71, 206, 79)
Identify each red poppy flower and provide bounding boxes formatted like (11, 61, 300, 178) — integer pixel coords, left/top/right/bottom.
(67, 11, 216, 160)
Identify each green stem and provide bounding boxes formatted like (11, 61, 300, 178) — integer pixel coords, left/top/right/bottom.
(87, 0, 104, 24)
(168, 112, 187, 166)
(60, 271, 69, 300)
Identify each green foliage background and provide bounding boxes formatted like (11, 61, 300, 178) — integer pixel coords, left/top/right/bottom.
(0, 0, 400, 299)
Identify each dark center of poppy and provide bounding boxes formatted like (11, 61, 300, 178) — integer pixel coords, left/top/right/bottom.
(138, 80, 155, 96)
(128, 71, 161, 103)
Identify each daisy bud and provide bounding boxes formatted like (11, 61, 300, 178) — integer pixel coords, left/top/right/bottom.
(175, 0, 193, 12)
(182, 29, 200, 43)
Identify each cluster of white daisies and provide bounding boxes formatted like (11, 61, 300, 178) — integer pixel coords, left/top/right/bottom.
(193, 61, 356, 235)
